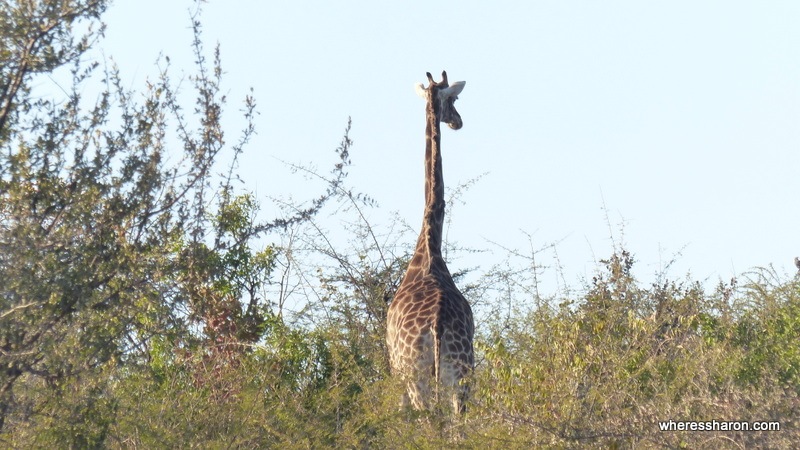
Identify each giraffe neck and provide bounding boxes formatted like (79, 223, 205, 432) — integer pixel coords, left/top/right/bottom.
(412, 98, 445, 269)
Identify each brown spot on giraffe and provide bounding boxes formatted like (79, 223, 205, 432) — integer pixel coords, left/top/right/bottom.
(386, 71, 474, 414)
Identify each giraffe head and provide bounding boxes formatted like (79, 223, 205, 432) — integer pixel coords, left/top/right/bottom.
(415, 71, 465, 130)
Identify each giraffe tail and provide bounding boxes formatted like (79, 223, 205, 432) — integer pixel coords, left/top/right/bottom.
(432, 321, 442, 403)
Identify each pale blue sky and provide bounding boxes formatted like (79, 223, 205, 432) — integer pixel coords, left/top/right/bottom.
(94, 1, 800, 293)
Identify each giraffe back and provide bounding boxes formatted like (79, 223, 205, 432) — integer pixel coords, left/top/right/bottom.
(387, 264, 474, 411)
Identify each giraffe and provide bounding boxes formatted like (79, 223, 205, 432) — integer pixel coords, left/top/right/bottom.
(386, 71, 474, 415)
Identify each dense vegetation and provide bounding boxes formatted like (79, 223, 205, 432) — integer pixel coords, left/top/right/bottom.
(2, 2, 798, 448)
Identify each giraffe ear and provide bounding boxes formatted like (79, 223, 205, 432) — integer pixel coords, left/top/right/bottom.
(415, 82, 427, 99)
(439, 81, 465, 99)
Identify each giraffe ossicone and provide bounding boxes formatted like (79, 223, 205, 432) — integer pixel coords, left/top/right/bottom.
(387, 70, 474, 415)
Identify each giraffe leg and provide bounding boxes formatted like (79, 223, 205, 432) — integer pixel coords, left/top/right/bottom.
(402, 329, 435, 411)
(438, 359, 466, 414)
(400, 390, 411, 409)
(406, 377, 431, 410)
(455, 378, 469, 414)
(439, 330, 472, 415)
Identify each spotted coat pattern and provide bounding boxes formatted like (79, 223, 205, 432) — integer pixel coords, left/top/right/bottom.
(386, 71, 474, 414)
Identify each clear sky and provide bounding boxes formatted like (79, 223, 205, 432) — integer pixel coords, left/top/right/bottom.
(89, 1, 800, 294)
